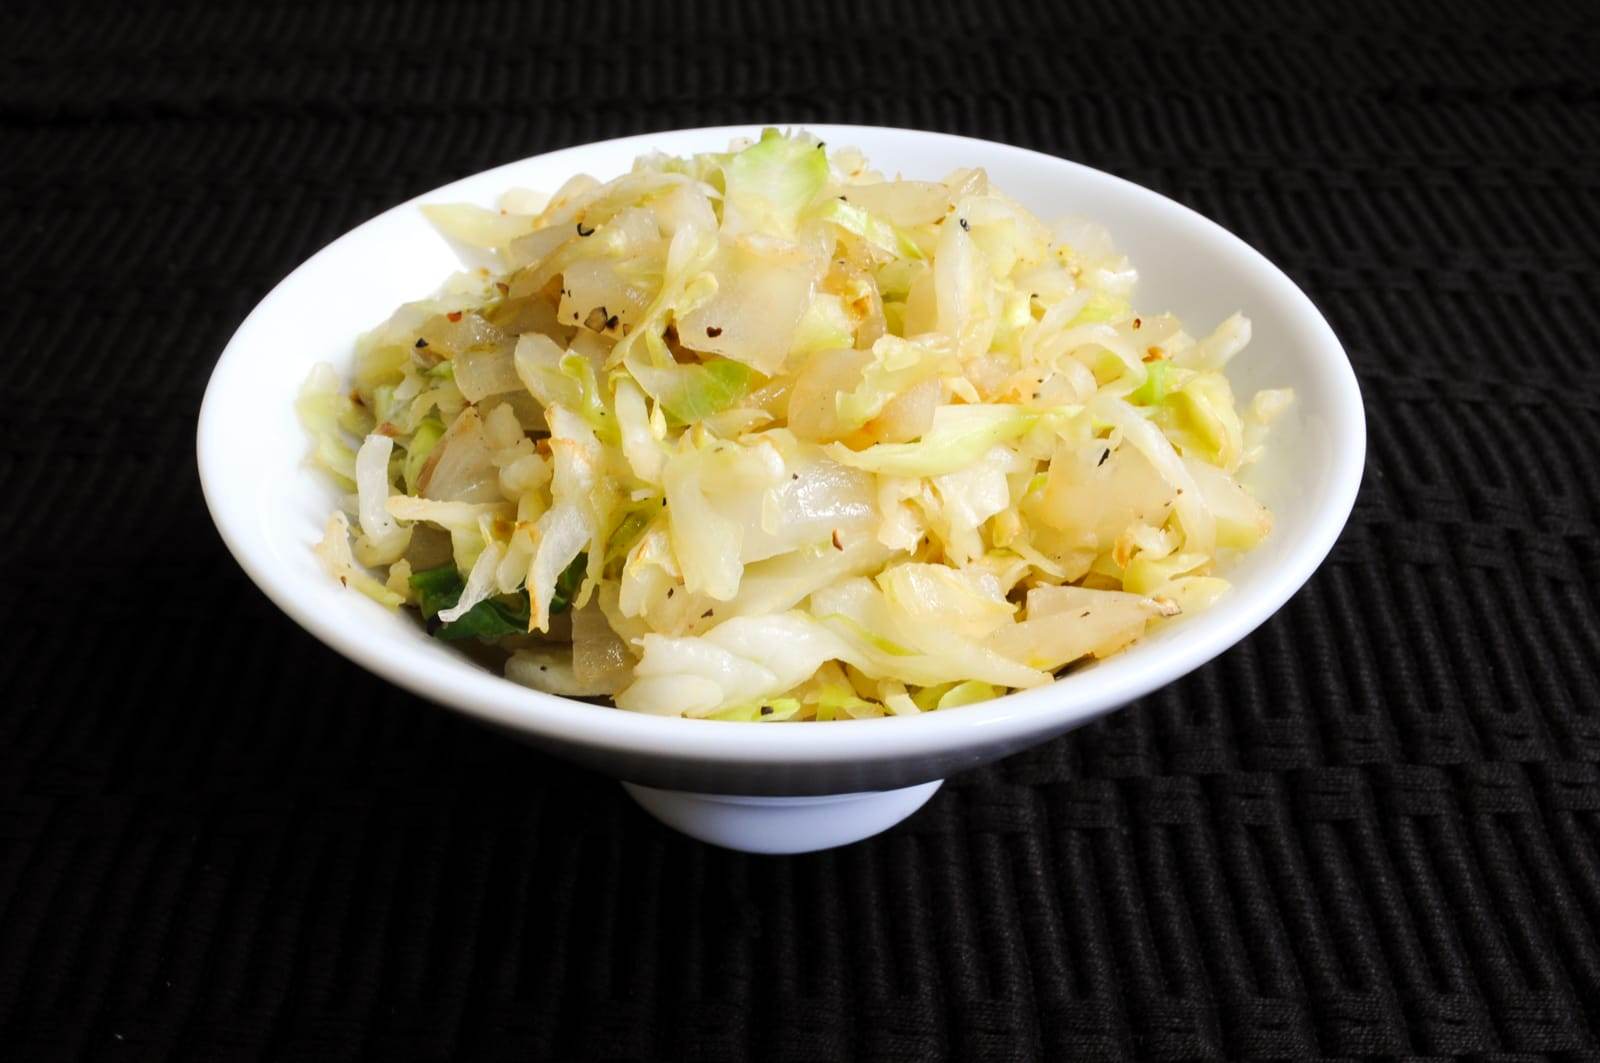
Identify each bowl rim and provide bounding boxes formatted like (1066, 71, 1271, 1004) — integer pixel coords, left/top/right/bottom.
(197, 122, 1365, 768)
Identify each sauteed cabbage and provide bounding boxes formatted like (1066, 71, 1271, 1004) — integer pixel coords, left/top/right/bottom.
(301, 129, 1291, 720)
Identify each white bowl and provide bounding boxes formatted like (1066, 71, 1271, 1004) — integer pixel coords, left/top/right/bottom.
(198, 125, 1364, 853)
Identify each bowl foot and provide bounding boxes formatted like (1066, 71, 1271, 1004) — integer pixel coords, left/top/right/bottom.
(621, 779, 943, 854)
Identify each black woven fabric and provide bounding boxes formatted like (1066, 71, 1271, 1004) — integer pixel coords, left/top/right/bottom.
(4, 0, 1600, 1059)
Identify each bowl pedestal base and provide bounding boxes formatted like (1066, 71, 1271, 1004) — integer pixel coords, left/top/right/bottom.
(622, 779, 943, 854)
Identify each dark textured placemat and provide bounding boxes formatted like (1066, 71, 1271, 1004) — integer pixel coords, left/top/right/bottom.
(4, 0, 1600, 1059)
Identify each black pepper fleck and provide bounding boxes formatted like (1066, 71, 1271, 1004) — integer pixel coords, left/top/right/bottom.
(414, 337, 428, 348)
(576, 221, 595, 237)
(706, 325, 723, 338)
(959, 217, 970, 231)
(1097, 448, 1110, 467)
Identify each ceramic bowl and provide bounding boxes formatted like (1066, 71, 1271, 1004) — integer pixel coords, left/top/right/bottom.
(198, 125, 1364, 853)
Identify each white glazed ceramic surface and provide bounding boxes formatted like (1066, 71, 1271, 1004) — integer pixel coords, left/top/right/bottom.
(198, 125, 1364, 807)
(621, 781, 946, 855)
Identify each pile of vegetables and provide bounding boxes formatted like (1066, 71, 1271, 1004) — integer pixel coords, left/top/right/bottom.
(302, 128, 1291, 720)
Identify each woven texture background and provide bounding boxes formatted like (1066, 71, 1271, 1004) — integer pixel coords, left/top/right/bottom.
(5, 0, 1600, 1059)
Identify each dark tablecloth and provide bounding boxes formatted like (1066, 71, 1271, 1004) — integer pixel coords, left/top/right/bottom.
(5, 0, 1600, 1059)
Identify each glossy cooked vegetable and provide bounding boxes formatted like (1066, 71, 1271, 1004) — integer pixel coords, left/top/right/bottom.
(301, 129, 1292, 720)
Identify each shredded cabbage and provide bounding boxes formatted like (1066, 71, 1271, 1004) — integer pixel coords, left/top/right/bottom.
(353, 433, 412, 565)
(824, 405, 1039, 478)
(300, 129, 1289, 720)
